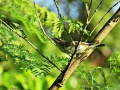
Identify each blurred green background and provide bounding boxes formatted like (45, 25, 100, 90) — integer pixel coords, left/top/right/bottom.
(0, 0, 120, 90)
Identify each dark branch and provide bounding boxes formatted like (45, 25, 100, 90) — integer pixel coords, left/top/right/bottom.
(53, 0, 62, 18)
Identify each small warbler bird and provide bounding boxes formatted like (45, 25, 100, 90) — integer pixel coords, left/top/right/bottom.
(52, 38, 104, 55)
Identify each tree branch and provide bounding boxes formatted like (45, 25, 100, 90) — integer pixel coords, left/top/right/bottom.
(48, 7, 120, 90)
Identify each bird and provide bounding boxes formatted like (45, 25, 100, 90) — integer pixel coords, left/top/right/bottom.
(52, 38, 104, 56)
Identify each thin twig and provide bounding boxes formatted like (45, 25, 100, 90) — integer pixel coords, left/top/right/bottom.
(33, 3, 56, 45)
(78, 0, 93, 43)
(88, 0, 104, 24)
(0, 18, 62, 71)
(53, 0, 74, 43)
(93, 7, 120, 42)
(86, 0, 93, 17)
(90, 1, 120, 36)
(53, 0, 62, 18)
(89, 0, 93, 11)
(85, 1, 120, 42)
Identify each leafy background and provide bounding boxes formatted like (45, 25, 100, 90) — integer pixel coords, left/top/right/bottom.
(0, 0, 120, 90)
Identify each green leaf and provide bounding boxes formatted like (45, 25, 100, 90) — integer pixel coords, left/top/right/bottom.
(108, 51, 120, 77)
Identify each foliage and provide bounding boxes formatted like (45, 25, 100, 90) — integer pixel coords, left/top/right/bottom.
(49, 55, 69, 69)
(0, 0, 89, 75)
(0, 21, 53, 77)
(0, 0, 120, 90)
(0, 68, 49, 90)
(0, 0, 89, 40)
(53, 16, 89, 38)
(77, 66, 116, 90)
(0, 18, 70, 89)
(0, 0, 55, 43)
(0, 0, 60, 74)
(0, 17, 71, 76)
(108, 51, 120, 79)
